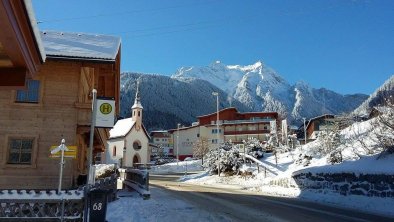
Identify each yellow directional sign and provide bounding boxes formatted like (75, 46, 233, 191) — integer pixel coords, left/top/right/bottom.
(49, 146, 77, 159)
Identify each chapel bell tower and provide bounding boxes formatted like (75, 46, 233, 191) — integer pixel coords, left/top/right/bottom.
(131, 80, 143, 131)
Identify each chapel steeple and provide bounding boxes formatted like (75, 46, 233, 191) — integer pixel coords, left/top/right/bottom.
(131, 79, 143, 130)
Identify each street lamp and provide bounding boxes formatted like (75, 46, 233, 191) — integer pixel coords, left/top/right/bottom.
(303, 117, 307, 145)
(212, 92, 220, 176)
(177, 123, 180, 166)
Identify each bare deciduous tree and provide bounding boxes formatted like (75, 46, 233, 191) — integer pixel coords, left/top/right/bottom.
(374, 102, 394, 158)
(193, 137, 210, 164)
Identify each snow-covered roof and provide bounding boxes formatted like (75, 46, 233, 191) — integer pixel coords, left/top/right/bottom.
(40, 31, 121, 61)
(109, 118, 135, 139)
(305, 114, 335, 130)
(132, 103, 143, 109)
(197, 107, 238, 118)
(24, 0, 46, 62)
(167, 124, 199, 133)
(150, 130, 168, 133)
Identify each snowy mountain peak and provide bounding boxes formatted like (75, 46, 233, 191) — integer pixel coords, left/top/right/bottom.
(172, 61, 367, 123)
(226, 60, 262, 72)
(243, 60, 263, 71)
(294, 81, 311, 90)
(353, 75, 394, 115)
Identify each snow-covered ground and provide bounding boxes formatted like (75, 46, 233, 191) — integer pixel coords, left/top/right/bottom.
(150, 159, 204, 174)
(107, 189, 231, 222)
(107, 116, 394, 220)
(107, 153, 393, 220)
(180, 152, 394, 217)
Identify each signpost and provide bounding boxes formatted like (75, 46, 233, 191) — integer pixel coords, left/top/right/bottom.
(84, 90, 115, 222)
(50, 145, 77, 158)
(50, 139, 69, 193)
(50, 138, 69, 222)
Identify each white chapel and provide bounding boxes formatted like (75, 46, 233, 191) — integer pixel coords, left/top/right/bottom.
(104, 81, 150, 167)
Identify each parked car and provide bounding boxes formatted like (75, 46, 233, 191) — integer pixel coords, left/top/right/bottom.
(155, 157, 176, 165)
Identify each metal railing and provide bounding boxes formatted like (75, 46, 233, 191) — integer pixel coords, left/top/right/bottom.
(223, 118, 275, 124)
(0, 190, 84, 221)
(0, 174, 118, 221)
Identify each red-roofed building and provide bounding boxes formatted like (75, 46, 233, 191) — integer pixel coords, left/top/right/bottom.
(168, 107, 279, 160)
(198, 107, 279, 145)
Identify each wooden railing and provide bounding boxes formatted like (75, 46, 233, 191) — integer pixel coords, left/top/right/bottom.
(118, 168, 150, 199)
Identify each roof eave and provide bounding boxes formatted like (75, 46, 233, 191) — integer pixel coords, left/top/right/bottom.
(46, 55, 116, 63)
(24, 0, 46, 63)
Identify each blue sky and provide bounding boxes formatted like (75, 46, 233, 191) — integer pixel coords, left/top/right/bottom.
(32, 0, 394, 95)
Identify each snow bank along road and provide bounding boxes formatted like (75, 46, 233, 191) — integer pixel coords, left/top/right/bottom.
(150, 173, 394, 222)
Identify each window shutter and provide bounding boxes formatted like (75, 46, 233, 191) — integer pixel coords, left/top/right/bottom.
(78, 67, 95, 103)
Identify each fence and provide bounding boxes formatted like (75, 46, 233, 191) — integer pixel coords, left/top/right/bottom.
(240, 153, 277, 178)
(0, 190, 84, 222)
(0, 174, 118, 221)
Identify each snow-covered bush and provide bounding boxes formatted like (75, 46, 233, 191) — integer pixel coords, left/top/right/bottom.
(203, 142, 243, 175)
(265, 133, 278, 152)
(243, 138, 264, 159)
(327, 149, 343, 164)
(295, 154, 312, 166)
(374, 103, 394, 158)
(95, 164, 116, 179)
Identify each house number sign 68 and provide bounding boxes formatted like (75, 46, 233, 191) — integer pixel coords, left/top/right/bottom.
(92, 202, 103, 211)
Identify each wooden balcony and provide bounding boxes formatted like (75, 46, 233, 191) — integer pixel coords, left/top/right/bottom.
(223, 129, 270, 135)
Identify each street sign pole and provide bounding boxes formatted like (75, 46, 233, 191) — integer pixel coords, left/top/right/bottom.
(88, 89, 97, 185)
(50, 138, 69, 193)
(84, 89, 97, 222)
(58, 139, 65, 193)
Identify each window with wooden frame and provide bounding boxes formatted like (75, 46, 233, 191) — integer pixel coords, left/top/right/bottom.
(7, 138, 34, 164)
(113, 146, 117, 157)
(15, 79, 40, 103)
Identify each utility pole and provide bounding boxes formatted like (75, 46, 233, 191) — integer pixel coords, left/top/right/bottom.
(303, 117, 307, 145)
(177, 123, 180, 165)
(212, 92, 220, 176)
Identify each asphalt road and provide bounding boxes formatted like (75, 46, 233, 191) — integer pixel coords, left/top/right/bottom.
(149, 173, 394, 222)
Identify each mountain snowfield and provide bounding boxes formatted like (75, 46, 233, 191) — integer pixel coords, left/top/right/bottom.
(353, 75, 394, 116)
(173, 61, 368, 123)
(118, 61, 394, 131)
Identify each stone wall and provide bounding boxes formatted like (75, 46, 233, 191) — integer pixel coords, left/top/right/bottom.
(292, 172, 394, 198)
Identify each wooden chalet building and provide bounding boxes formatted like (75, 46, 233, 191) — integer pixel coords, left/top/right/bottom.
(0, 2, 121, 189)
(198, 107, 279, 145)
(304, 114, 335, 141)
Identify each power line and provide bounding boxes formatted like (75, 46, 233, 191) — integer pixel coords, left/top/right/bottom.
(112, 14, 260, 38)
(36, 0, 220, 24)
